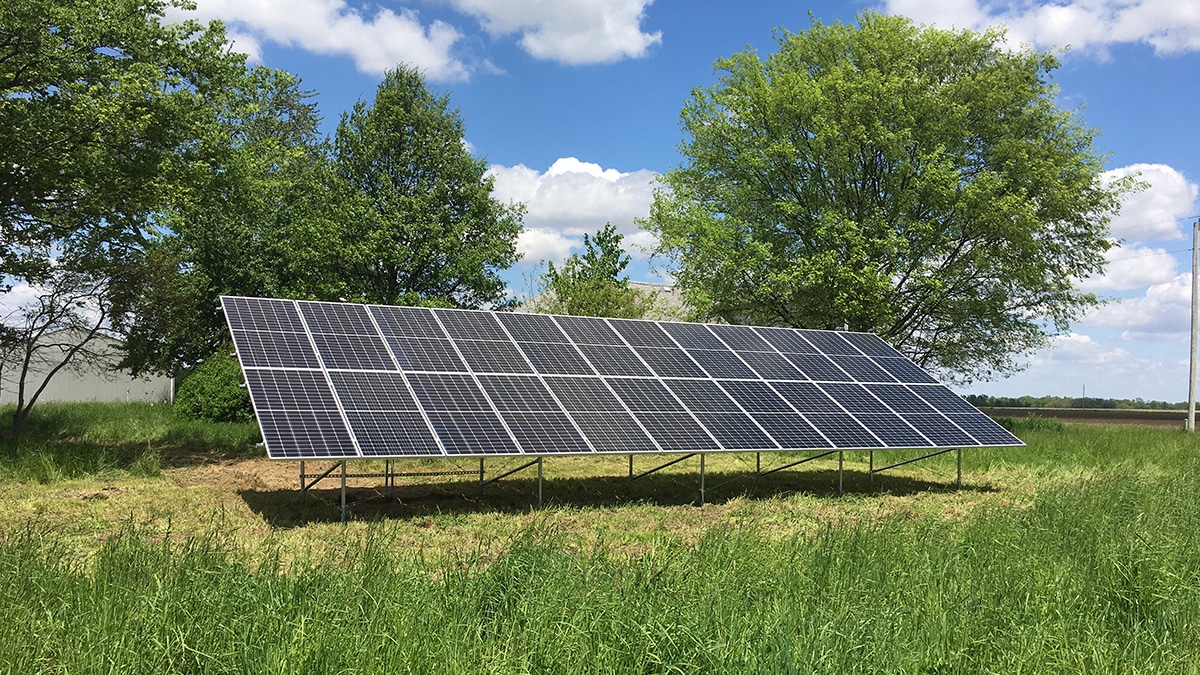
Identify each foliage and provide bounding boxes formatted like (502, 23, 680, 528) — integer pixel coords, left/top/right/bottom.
(966, 393, 1188, 410)
(173, 346, 253, 424)
(539, 223, 653, 318)
(641, 12, 1137, 382)
(333, 66, 524, 308)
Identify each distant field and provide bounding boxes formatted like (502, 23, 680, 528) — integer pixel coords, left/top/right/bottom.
(981, 406, 1187, 428)
(1, 402, 1199, 673)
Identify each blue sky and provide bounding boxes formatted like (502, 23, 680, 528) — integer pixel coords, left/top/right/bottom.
(175, 0, 1199, 402)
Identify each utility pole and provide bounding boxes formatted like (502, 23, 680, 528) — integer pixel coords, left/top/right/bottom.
(1189, 218, 1198, 432)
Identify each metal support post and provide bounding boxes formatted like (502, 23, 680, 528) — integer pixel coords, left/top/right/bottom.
(537, 457, 543, 508)
(755, 452, 761, 484)
(1190, 218, 1198, 431)
(838, 451, 843, 496)
(479, 457, 485, 495)
(869, 450, 874, 483)
(699, 453, 706, 507)
(340, 462, 347, 524)
(299, 460, 306, 503)
(957, 448, 962, 489)
(629, 454, 634, 488)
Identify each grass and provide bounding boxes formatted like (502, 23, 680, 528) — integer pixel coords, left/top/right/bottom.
(0, 404, 1198, 672)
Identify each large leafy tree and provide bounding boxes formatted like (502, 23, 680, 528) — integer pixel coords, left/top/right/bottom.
(539, 223, 652, 318)
(641, 13, 1135, 382)
(333, 66, 523, 308)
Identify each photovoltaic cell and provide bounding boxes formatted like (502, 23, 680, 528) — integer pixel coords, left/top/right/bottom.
(387, 338, 466, 372)
(543, 376, 626, 411)
(496, 312, 569, 343)
(224, 297, 305, 333)
(311, 333, 396, 371)
(801, 331, 862, 356)
(828, 355, 897, 383)
(425, 410, 519, 454)
(454, 339, 534, 374)
(688, 349, 758, 379)
(554, 315, 624, 345)
(345, 411, 441, 456)
(231, 330, 320, 369)
(225, 295, 1023, 459)
(695, 413, 777, 449)
(577, 344, 653, 377)
(329, 371, 418, 410)
(661, 322, 725, 350)
(298, 301, 378, 336)
(708, 324, 771, 351)
(518, 342, 595, 375)
(610, 319, 676, 347)
(499, 411, 593, 453)
(478, 375, 564, 412)
(370, 306, 446, 339)
(634, 346, 706, 378)
(665, 380, 741, 412)
(434, 309, 509, 341)
(783, 353, 853, 382)
(738, 351, 806, 380)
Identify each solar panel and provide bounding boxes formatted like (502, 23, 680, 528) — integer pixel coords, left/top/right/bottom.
(222, 296, 1023, 460)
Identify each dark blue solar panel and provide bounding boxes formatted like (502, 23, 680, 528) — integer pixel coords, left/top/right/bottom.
(855, 413, 933, 448)
(478, 375, 564, 412)
(568, 412, 659, 452)
(298, 301, 378, 336)
(224, 297, 304, 333)
(770, 381, 843, 413)
(245, 369, 339, 411)
(720, 380, 793, 413)
(454, 339, 534, 373)
(577, 344, 653, 377)
(425, 410, 519, 454)
(709, 324, 772, 351)
(947, 414, 1022, 445)
(661, 322, 725, 350)
(387, 338, 467, 372)
(688, 349, 758, 379)
(370, 306, 446, 338)
(635, 346, 706, 378)
(782, 352, 853, 382)
(499, 411, 593, 453)
(554, 315, 624, 345)
(346, 411, 441, 456)
(864, 384, 937, 414)
(327, 371, 417, 410)
(607, 378, 685, 412)
(910, 385, 980, 414)
(874, 357, 940, 384)
(406, 373, 492, 411)
(257, 409, 356, 458)
(828, 354, 898, 383)
(497, 312, 570, 343)
(754, 327, 817, 353)
(695, 413, 777, 450)
(231, 330, 320, 369)
(838, 332, 901, 358)
(750, 414, 832, 449)
(311, 333, 396, 371)
(903, 414, 978, 446)
(434, 309, 509, 341)
(738, 351, 807, 380)
(543, 376, 626, 411)
(805, 413, 881, 448)
(634, 413, 719, 451)
(799, 331, 863, 355)
(819, 382, 891, 414)
(665, 380, 741, 412)
(610, 319, 676, 347)
(518, 342, 595, 375)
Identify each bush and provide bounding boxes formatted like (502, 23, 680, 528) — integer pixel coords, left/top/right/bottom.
(174, 346, 253, 423)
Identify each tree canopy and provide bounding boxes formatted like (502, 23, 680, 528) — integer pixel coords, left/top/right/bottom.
(539, 223, 652, 318)
(640, 12, 1135, 382)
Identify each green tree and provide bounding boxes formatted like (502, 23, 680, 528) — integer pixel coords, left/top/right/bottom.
(640, 13, 1136, 382)
(333, 66, 523, 308)
(540, 223, 652, 318)
(111, 67, 340, 376)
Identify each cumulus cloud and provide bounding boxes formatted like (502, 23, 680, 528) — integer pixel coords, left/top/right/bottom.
(1082, 273, 1192, 339)
(882, 0, 1200, 56)
(1077, 243, 1179, 292)
(183, 0, 470, 80)
(1103, 163, 1198, 242)
(489, 157, 658, 265)
(447, 0, 662, 64)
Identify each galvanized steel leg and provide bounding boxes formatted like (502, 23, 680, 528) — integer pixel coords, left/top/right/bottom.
(957, 448, 962, 489)
(838, 451, 843, 496)
(700, 453, 706, 507)
(340, 462, 347, 524)
(629, 454, 633, 488)
(869, 450, 874, 483)
(755, 452, 761, 484)
(479, 457, 485, 495)
(300, 460, 306, 503)
(537, 457, 543, 507)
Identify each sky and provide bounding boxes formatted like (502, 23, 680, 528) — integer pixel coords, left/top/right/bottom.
(143, 1, 1200, 401)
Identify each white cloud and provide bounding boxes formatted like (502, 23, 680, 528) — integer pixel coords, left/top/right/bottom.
(183, 0, 470, 80)
(1077, 243, 1178, 292)
(1082, 273, 1192, 339)
(882, 0, 1200, 56)
(1103, 163, 1197, 242)
(447, 0, 662, 64)
(488, 157, 658, 265)
(969, 332, 1183, 401)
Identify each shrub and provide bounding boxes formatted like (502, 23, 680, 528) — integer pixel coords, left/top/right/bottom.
(174, 346, 253, 423)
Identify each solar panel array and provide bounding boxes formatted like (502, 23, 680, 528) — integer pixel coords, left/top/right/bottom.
(222, 296, 1022, 460)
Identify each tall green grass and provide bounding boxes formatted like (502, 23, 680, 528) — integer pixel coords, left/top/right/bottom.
(2, 460, 1198, 673)
(0, 402, 260, 482)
